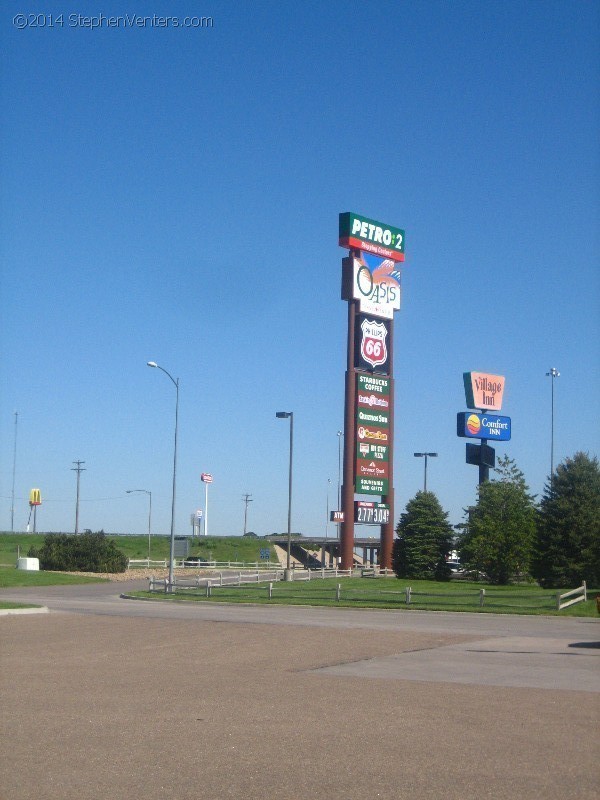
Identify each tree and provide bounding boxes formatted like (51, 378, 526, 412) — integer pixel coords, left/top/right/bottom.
(532, 452, 600, 588)
(392, 491, 454, 581)
(459, 455, 536, 584)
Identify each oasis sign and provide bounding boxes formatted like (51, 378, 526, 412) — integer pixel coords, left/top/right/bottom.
(339, 212, 405, 262)
(457, 412, 511, 441)
(341, 255, 401, 319)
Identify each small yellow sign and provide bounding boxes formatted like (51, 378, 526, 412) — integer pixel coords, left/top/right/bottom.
(29, 488, 42, 506)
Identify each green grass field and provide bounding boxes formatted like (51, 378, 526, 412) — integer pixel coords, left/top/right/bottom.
(133, 576, 599, 617)
(1, 533, 597, 617)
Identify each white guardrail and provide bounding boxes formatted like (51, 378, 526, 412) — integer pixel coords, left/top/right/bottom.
(557, 582, 587, 610)
(130, 558, 394, 575)
(128, 559, 282, 570)
(146, 566, 391, 594)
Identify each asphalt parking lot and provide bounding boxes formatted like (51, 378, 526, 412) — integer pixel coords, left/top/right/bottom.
(1, 581, 598, 800)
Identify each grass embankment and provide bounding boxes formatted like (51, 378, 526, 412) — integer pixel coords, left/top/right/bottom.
(0, 532, 277, 566)
(133, 576, 599, 617)
(0, 532, 277, 589)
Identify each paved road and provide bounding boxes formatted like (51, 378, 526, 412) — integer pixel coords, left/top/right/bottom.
(1, 580, 598, 799)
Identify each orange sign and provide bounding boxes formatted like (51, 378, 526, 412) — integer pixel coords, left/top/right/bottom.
(463, 372, 506, 411)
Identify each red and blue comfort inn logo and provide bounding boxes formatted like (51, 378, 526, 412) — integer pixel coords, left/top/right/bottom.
(457, 412, 511, 441)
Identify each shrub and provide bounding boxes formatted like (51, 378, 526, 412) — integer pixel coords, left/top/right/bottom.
(28, 531, 128, 573)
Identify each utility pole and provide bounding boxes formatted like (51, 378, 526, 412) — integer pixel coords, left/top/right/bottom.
(71, 460, 86, 534)
(242, 493, 253, 535)
(546, 367, 560, 491)
(11, 411, 18, 532)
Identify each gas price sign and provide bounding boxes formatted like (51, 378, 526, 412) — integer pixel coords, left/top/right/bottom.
(354, 501, 390, 525)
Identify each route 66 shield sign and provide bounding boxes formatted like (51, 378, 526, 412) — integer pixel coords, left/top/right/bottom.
(357, 317, 389, 371)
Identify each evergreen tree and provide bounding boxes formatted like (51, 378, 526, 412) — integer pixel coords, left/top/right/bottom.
(393, 491, 454, 581)
(532, 452, 600, 588)
(459, 455, 536, 584)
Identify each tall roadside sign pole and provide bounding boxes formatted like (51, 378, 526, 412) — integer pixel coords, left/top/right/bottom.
(457, 372, 510, 486)
(200, 473, 213, 536)
(341, 279, 358, 569)
(338, 213, 405, 570)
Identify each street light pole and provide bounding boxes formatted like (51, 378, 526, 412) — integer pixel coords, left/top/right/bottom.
(126, 489, 152, 560)
(11, 411, 18, 533)
(414, 452, 438, 492)
(546, 367, 560, 491)
(326, 478, 331, 538)
(337, 431, 343, 511)
(276, 411, 294, 578)
(148, 361, 179, 590)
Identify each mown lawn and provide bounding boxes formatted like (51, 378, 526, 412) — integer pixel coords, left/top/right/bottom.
(131, 576, 599, 617)
(0, 566, 107, 589)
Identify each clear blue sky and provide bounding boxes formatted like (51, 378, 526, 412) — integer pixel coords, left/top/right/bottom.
(1, 1, 598, 539)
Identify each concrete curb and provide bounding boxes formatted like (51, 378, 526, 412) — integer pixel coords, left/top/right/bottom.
(0, 606, 49, 616)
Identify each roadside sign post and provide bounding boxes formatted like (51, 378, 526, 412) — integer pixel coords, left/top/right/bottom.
(28, 488, 42, 533)
(200, 473, 213, 536)
(458, 374, 511, 486)
(339, 213, 405, 570)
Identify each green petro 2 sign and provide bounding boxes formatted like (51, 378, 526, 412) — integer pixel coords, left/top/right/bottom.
(339, 212, 405, 262)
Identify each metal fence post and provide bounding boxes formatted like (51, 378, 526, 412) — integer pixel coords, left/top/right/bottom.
(479, 588, 485, 607)
(336, 583, 341, 601)
(268, 582, 273, 599)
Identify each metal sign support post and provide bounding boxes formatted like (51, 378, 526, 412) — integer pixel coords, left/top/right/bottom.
(478, 437, 491, 485)
(204, 481, 209, 537)
(478, 454, 489, 485)
(340, 291, 358, 570)
(380, 324, 394, 569)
